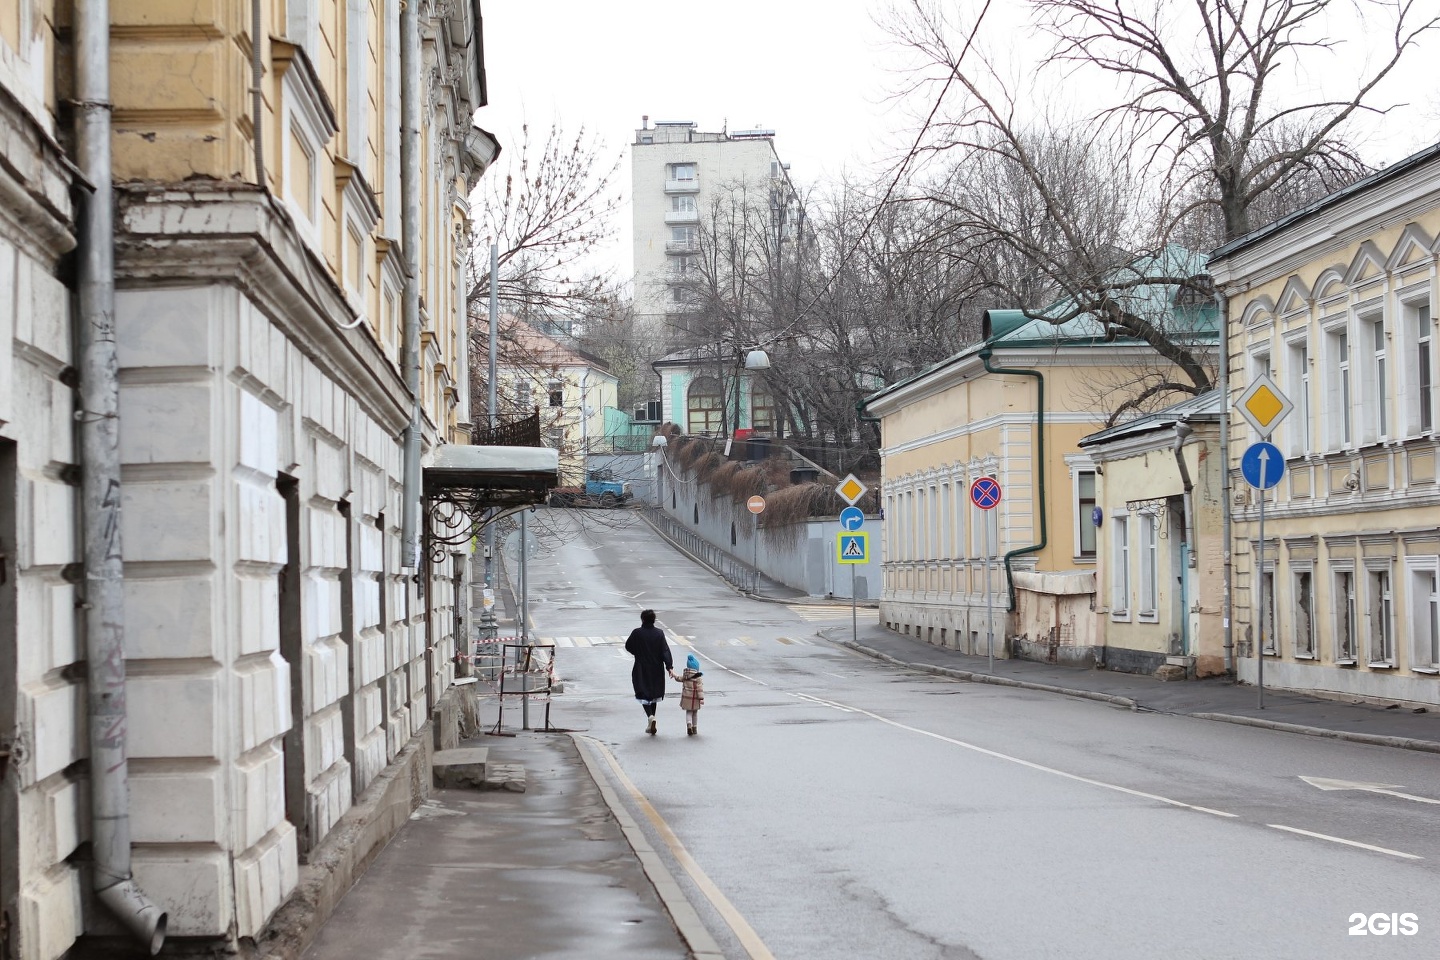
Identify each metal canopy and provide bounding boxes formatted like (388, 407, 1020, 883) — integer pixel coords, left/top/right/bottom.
(422, 444, 559, 561)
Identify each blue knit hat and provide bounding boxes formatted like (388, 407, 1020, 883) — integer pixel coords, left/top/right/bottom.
(686, 654, 700, 671)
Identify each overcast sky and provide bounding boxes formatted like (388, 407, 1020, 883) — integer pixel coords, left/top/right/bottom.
(476, 0, 1440, 280)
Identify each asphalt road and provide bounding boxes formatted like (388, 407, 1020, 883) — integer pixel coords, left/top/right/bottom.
(505, 507, 1440, 960)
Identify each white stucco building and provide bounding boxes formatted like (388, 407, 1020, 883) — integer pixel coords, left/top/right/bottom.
(630, 118, 796, 342)
(0, 3, 535, 957)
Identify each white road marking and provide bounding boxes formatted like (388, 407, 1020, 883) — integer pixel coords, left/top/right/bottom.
(793, 692, 1237, 819)
(790, 692, 856, 713)
(582, 737, 776, 960)
(1299, 776, 1440, 805)
(787, 604, 859, 621)
(1267, 824, 1423, 860)
(692, 649, 768, 687)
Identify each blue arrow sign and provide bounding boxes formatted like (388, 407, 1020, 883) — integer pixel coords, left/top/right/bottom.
(1241, 441, 1285, 490)
(970, 476, 1002, 510)
(839, 506, 865, 531)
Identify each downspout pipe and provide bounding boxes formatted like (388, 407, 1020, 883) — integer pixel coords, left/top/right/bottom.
(74, 0, 167, 952)
(399, 0, 422, 569)
(250, 0, 264, 187)
(978, 348, 1047, 612)
(1216, 288, 1234, 673)
(1172, 421, 1196, 563)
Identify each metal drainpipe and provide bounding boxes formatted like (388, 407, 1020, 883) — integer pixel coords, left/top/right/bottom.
(1216, 288, 1234, 672)
(250, 0, 264, 187)
(74, 0, 167, 952)
(1173, 421, 1196, 660)
(399, 0, 422, 569)
(978, 349, 1047, 613)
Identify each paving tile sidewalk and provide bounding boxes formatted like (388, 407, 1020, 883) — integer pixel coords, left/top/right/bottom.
(821, 622, 1440, 753)
(302, 731, 693, 960)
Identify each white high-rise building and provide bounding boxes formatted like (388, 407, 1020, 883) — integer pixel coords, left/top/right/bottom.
(630, 118, 796, 342)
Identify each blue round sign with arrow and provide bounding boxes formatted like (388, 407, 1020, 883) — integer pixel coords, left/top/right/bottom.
(839, 506, 865, 531)
(1241, 441, 1285, 490)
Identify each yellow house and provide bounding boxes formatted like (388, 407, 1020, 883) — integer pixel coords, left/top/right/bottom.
(1210, 143, 1440, 706)
(861, 258, 1218, 664)
(1078, 392, 1227, 677)
(494, 320, 620, 485)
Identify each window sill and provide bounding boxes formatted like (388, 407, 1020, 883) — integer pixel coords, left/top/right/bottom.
(1335, 657, 1358, 667)
(1367, 661, 1396, 670)
(1293, 652, 1317, 660)
(1111, 612, 1131, 622)
(1137, 612, 1159, 623)
(1262, 648, 1279, 657)
(1412, 666, 1440, 675)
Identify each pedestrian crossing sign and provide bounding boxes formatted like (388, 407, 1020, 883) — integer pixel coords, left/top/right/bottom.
(837, 532, 869, 564)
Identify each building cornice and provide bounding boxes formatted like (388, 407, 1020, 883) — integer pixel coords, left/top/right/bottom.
(115, 185, 412, 433)
(1209, 157, 1440, 290)
(879, 411, 1105, 458)
(0, 83, 78, 261)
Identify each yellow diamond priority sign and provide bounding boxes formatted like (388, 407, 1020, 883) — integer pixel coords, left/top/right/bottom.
(1237, 373, 1293, 439)
(836, 473, 868, 506)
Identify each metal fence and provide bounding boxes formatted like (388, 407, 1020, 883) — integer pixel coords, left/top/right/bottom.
(640, 503, 762, 594)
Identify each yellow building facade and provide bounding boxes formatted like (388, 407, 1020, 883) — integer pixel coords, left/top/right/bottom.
(863, 299, 1218, 666)
(1079, 393, 1227, 677)
(1211, 145, 1440, 706)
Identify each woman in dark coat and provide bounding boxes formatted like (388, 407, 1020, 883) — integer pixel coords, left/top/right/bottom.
(625, 609, 673, 735)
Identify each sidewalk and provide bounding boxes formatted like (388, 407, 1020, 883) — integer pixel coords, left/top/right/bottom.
(301, 730, 694, 960)
(821, 622, 1440, 754)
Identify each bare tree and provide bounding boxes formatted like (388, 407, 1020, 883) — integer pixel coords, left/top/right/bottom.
(1031, 0, 1437, 240)
(468, 122, 623, 317)
(879, 0, 1435, 414)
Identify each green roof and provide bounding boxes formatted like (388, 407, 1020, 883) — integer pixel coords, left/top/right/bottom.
(862, 245, 1217, 409)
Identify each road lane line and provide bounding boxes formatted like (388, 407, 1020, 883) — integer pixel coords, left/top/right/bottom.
(795, 692, 1238, 819)
(583, 737, 776, 960)
(1266, 824, 1423, 860)
(692, 649, 768, 687)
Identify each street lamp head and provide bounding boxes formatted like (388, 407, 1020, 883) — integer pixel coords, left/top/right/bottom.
(743, 348, 771, 371)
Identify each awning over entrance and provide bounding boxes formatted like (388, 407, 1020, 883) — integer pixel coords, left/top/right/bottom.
(421, 444, 559, 561)
(423, 444, 559, 506)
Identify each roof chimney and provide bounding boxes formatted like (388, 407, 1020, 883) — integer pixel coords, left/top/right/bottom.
(642, 114, 649, 130)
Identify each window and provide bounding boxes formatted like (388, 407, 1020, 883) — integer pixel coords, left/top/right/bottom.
(1287, 339, 1310, 455)
(750, 385, 775, 432)
(1334, 569, 1357, 662)
(669, 226, 696, 243)
(1408, 561, 1440, 670)
(939, 483, 951, 558)
(1259, 569, 1276, 654)
(1326, 327, 1351, 449)
(670, 195, 697, 212)
(1368, 566, 1394, 664)
(1293, 569, 1315, 657)
(1076, 470, 1097, 557)
(917, 487, 928, 560)
(1412, 302, 1433, 434)
(667, 162, 696, 181)
(1139, 513, 1159, 617)
(983, 485, 999, 559)
(548, 380, 564, 408)
(1366, 314, 1388, 442)
(953, 481, 966, 560)
(288, 124, 316, 222)
(686, 377, 723, 435)
(1112, 515, 1130, 617)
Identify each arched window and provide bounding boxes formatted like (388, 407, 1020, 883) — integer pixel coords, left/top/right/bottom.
(686, 376, 724, 436)
(750, 383, 776, 433)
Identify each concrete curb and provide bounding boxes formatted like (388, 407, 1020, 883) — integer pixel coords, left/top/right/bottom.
(837, 639, 1140, 710)
(570, 735, 725, 960)
(1190, 713, 1440, 755)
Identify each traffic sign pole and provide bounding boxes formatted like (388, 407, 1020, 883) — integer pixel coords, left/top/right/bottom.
(970, 477, 1003, 673)
(1258, 447, 1267, 710)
